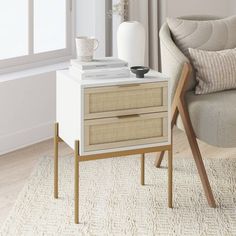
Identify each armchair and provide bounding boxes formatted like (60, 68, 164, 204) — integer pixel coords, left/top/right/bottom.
(155, 15, 236, 207)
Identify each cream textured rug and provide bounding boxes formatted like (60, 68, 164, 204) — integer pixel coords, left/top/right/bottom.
(1, 154, 236, 236)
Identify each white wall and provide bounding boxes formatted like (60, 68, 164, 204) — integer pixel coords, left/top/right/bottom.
(0, 72, 55, 155)
(76, 0, 106, 58)
(76, 0, 95, 37)
(229, 0, 236, 15)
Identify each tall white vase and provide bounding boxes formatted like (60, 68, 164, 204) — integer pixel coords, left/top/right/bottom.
(117, 21, 146, 67)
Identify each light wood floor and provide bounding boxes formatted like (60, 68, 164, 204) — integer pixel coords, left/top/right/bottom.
(0, 128, 235, 227)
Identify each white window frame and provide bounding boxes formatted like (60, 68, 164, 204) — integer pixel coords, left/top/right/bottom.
(0, 0, 76, 74)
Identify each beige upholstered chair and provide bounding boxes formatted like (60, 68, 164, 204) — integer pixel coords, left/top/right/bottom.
(155, 15, 236, 207)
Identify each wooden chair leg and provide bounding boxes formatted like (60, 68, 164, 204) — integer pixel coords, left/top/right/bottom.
(178, 101, 216, 208)
(155, 107, 177, 168)
(154, 151, 165, 168)
(154, 65, 182, 168)
(154, 63, 216, 207)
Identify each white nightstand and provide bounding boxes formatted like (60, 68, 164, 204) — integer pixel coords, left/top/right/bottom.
(54, 70, 172, 224)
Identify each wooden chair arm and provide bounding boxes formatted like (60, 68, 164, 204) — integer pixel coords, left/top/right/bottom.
(171, 63, 192, 127)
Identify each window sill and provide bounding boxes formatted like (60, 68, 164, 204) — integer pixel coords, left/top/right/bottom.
(0, 61, 69, 83)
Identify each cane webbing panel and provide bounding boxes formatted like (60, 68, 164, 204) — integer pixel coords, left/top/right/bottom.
(84, 113, 167, 151)
(90, 119, 162, 145)
(90, 88, 162, 113)
(86, 86, 164, 114)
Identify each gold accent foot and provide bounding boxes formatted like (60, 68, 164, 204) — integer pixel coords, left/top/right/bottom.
(54, 123, 59, 199)
(168, 148, 173, 208)
(74, 140, 79, 224)
(141, 153, 145, 186)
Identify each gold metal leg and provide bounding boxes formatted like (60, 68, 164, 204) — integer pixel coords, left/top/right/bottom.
(141, 153, 145, 185)
(54, 123, 59, 199)
(168, 148, 173, 208)
(74, 140, 79, 224)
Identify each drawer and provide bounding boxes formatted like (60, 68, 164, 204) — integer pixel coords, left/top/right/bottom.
(84, 82, 168, 119)
(84, 112, 168, 152)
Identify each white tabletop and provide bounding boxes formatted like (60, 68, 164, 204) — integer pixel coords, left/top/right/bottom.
(57, 69, 169, 88)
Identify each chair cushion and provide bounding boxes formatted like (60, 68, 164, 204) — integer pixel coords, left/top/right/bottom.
(167, 16, 236, 91)
(188, 48, 236, 94)
(177, 90, 236, 148)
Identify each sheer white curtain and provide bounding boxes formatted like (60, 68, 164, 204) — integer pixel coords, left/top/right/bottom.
(128, 0, 160, 70)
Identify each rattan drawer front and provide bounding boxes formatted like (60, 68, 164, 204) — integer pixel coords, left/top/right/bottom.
(84, 82, 168, 119)
(84, 112, 168, 151)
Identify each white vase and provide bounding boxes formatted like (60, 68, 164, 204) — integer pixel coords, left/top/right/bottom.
(117, 21, 146, 67)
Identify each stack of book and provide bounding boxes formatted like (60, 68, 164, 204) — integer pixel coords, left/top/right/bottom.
(69, 57, 130, 80)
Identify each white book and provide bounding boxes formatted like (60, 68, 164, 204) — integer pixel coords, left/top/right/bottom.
(70, 57, 128, 71)
(69, 66, 131, 80)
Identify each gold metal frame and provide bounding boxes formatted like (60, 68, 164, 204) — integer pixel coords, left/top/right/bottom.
(54, 122, 173, 224)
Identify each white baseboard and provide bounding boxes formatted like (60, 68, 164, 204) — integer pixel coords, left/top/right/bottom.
(0, 122, 54, 156)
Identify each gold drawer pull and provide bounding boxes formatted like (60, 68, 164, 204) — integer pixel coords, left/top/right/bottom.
(117, 114, 140, 119)
(117, 84, 141, 88)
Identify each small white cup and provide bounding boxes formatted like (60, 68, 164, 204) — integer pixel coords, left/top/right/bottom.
(75, 37, 99, 62)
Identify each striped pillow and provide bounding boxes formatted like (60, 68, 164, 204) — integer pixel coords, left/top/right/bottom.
(188, 48, 236, 94)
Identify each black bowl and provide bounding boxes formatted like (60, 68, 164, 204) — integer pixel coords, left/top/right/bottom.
(130, 66, 150, 78)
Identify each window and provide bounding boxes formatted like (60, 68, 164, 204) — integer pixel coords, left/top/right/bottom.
(0, 0, 74, 72)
